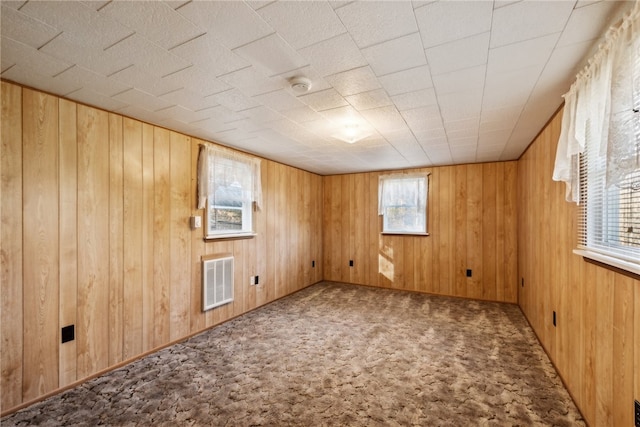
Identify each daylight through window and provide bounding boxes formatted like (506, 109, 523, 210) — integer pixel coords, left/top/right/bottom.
(378, 173, 429, 235)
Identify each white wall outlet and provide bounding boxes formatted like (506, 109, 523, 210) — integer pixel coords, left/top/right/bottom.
(190, 215, 202, 229)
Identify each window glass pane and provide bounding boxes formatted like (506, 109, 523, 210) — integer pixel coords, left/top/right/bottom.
(379, 174, 428, 234)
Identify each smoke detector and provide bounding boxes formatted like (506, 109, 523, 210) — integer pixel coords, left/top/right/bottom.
(289, 76, 312, 94)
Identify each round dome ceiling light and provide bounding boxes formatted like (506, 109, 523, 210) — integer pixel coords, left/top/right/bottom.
(289, 76, 312, 94)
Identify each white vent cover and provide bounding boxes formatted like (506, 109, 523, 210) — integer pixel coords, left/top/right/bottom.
(202, 256, 234, 311)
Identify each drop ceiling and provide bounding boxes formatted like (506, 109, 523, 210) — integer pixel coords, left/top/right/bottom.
(0, 0, 629, 175)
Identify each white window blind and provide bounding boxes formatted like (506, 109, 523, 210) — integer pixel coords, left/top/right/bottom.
(378, 172, 429, 235)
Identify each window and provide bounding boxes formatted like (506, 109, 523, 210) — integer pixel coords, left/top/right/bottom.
(378, 173, 429, 235)
(197, 145, 261, 239)
(553, 1, 639, 274)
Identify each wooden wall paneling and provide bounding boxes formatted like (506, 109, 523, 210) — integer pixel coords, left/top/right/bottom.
(108, 113, 124, 366)
(141, 123, 155, 352)
(322, 175, 337, 281)
(169, 131, 191, 340)
(108, 114, 124, 366)
(232, 240, 245, 317)
(153, 128, 171, 346)
(612, 275, 634, 427)
(369, 173, 380, 288)
(264, 160, 276, 304)
(76, 105, 109, 379)
(254, 159, 268, 307)
(122, 117, 143, 359)
(58, 98, 77, 387)
(503, 162, 517, 303)
(454, 165, 467, 297)
(340, 175, 351, 283)
(466, 164, 483, 300)
(427, 168, 440, 294)
(494, 163, 505, 301)
(289, 167, 300, 292)
(1, 82, 23, 411)
(349, 174, 364, 284)
(482, 163, 497, 301)
(302, 171, 312, 286)
(315, 174, 325, 283)
(595, 267, 614, 426)
(582, 262, 597, 423)
(22, 89, 59, 401)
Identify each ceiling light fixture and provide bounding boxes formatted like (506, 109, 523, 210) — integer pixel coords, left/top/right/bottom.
(332, 124, 371, 144)
(289, 76, 312, 94)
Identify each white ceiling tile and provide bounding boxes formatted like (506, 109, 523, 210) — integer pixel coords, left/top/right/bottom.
(100, 0, 204, 50)
(415, 1, 493, 48)
(444, 117, 480, 132)
(280, 106, 324, 123)
(447, 127, 479, 140)
(360, 105, 407, 133)
(432, 65, 485, 96)
(253, 89, 305, 112)
(109, 64, 182, 97)
(422, 145, 452, 165)
(335, 1, 417, 48)
(233, 33, 308, 76)
(257, 1, 345, 49)
(415, 127, 447, 144)
(241, 105, 283, 124)
(346, 89, 392, 111)
(1, 5, 60, 49)
(299, 32, 367, 77)
(401, 105, 443, 133)
(483, 66, 541, 110)
(325, 66, 381, 97)
(558, 1, 621, 48)
(479, 129, 512, 146)
(490, 1, 574, 48)
(177, 1, 274, 50)
(391, 88, 437, 111)
(53, 65, 130, 97)
(103, 33, 192, 78)
(161, 88, 219, 112)
(426, 32, 490, 76)
(162, 66, 231, 97)
(487, 33, 558, 76)
(20, 0, 133, 49)
(115, 105, 163, 125)
(65, 87, 128, 111)
(377, 65, 433, 96)
(113, 88, 173, 112)
(539, 40, 594, 92)
(169, 33, 250, 77)
(481, 105, 524, 125)
(298, 88, 349, 112)
(1, 63, 77, 96)
(154, 104, 206, 124)
(362, 32, 427, 77)
(1, 36, 72, 77)
(218, 66, 283, 97)
(37, 32, 131, 76)
(438, 90, 483, 122)
(210, 88, 261, 112)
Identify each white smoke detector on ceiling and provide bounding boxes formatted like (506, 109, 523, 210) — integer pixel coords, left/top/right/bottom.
(289, 76, 312, 94)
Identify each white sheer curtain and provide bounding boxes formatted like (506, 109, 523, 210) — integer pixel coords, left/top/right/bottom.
(553, 0, 640, 203)
(197, 144, 262, 210)
(377, 172, 428, 215)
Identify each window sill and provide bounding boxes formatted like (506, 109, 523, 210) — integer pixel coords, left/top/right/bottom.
(204, 232, 256, 242)
(382, 232, 430, 236)
(573, 249, 640, 278)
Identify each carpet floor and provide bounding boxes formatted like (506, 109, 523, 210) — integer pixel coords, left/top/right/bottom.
(2, 282, 584, 426)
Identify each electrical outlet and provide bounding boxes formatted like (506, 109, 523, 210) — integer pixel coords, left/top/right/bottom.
(312, 260, 315, 268)
(255, 275, 259, 285)
(61, 325, 75, 343)
(634, 400, 639, 427)
(466, 269, 472, 277)
(553, 311, 557, 327)
(521, 277, 524, 287)
(349, 260, 354, 267)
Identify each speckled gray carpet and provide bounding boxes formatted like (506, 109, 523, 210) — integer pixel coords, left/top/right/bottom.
(3, 281, 584, 426)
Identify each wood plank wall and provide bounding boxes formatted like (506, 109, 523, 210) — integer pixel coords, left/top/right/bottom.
(322, 163, 518, 302)
(518, 108, 640, 427)
(0, 82, 323, 414)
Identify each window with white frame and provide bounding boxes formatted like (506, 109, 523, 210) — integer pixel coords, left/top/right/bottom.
(378, 173, 429, 235)
(553, 1, 639, 274)
(197, 145, 262, 239)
